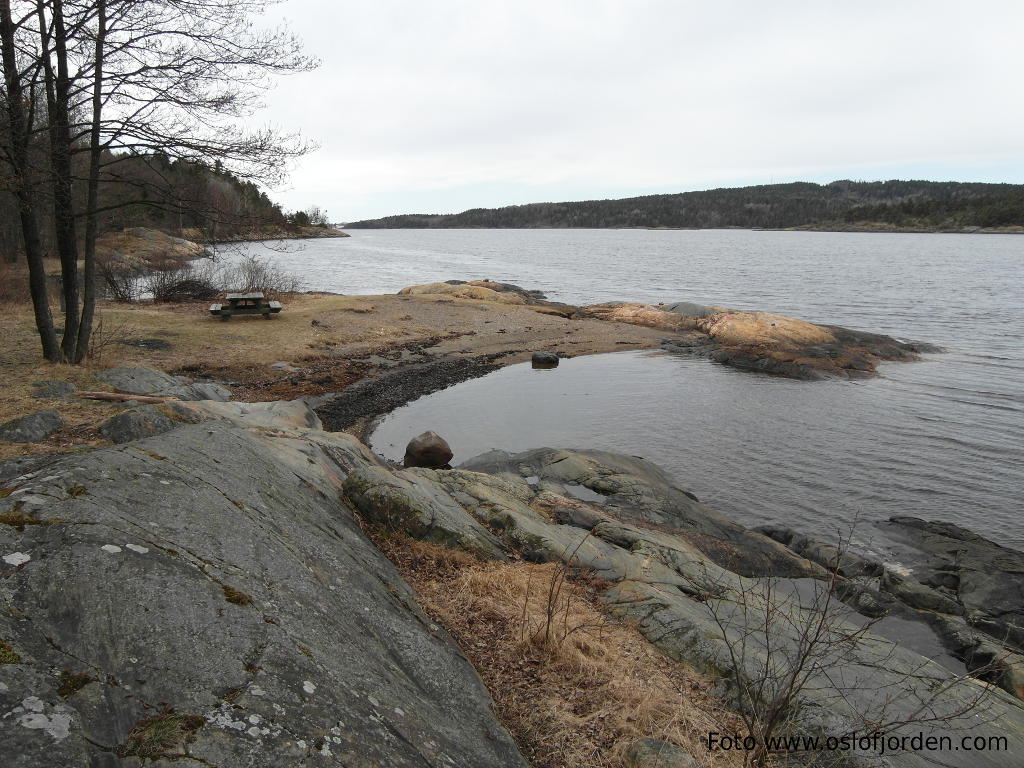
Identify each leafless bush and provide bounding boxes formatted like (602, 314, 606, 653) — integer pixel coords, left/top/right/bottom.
(222, 253, 303, 299)
(87, 315, 140, 362)
(518, 534, 604, 654)
(99, 259, 148, 302)
(687, 526, 1001, 767)
(145, 261, 221, 302)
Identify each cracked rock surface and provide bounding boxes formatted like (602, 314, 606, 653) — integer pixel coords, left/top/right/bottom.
(0, 415, 524, 767)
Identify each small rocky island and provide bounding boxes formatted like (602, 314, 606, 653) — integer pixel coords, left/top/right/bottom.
(1, 282, 1015, 768)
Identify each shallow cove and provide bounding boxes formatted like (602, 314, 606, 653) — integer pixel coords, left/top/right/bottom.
(369, 350, 1024, 556)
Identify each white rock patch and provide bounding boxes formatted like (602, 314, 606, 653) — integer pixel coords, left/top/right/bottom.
(302, 680, 316, 694)
(22, 697, 44, 712)
(125, 544, 149, 554)
(6, 698, 72, 741)
(2, 552, 31, 566)
(16, 712, 72, 741)
(100, 545, 122, 554)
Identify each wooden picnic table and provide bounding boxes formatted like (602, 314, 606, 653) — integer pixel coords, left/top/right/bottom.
(209, 292, 282, 321)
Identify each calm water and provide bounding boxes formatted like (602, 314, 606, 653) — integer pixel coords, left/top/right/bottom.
(229, 230, 1023, 548)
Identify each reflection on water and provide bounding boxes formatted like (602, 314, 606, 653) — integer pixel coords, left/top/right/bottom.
(370, 351, 1024, 551)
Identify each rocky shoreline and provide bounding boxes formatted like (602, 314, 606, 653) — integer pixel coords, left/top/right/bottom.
(2, 356, 1022, 766)
(4, 281, 1014, 767)
(204, 225, 351, 244)
(304, 281, 942, 439)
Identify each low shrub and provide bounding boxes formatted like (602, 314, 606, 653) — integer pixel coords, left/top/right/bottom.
(221, 253, 303, 299)
(145, 261, 221, 302)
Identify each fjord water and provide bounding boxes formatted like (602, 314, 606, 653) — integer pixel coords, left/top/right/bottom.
(235, 230, 1023, 548)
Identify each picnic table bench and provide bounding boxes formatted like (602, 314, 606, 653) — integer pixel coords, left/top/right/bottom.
(209, 292, 282, 321)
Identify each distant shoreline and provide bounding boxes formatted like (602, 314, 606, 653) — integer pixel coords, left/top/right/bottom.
(337, 224, 1023, 235)
(343, 179, 1024, 232)
(205, 225, 350, 244)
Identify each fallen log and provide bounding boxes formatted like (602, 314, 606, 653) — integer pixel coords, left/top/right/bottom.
(75, 391, 181, 404)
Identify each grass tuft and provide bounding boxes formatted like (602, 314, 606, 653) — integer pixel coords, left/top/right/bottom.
(0, 640, 22, 664)
(0, 507, 55, 531)
(222, 585, 253, 606)
(58, 670, 94, 698)
(118, 712, 205, 758)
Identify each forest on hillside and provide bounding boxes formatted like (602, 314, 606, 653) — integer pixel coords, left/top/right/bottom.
(345, 180, 1024, 231)
(0, 151, 322, 264)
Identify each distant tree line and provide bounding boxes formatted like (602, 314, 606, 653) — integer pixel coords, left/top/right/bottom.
(0, 151, 290, 257)
(345, 180, 1024, 231)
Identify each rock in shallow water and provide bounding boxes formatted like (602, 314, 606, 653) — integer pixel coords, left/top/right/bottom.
(403, 430, 454, 468)
(531, 350, 559, 368)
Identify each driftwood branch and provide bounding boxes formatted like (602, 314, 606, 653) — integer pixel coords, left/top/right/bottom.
(75, 390, 180, 404)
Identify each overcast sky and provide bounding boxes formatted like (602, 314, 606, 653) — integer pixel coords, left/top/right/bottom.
(256, 0, 1024, 222)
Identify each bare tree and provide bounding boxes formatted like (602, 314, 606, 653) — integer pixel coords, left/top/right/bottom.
(4, 0, 316, 361)
(1, 0, 60, 360)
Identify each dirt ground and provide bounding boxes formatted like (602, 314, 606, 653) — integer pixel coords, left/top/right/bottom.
(1, 292, 677, 459)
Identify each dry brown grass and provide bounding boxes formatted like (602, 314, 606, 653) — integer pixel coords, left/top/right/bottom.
(377, 535, 745, 768)
(2, 289, 673, 457)
(0, 261, 33, 304)
(0, 293, 403, 456)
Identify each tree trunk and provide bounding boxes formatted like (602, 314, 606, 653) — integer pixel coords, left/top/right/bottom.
(37, 0, 81, 360)
(1, 0, 61, 361)
(74, 0, 105, 362)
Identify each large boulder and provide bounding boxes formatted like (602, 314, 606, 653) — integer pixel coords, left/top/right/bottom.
(0, 410, 64, 443)
(0, 422, 525, 767)
(403, 430, 453, 468)
(96, 366, 231, 401)
(30, 381, 76, 401)
(343, 465, 507, 558)
(99, 405, 177, 444)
